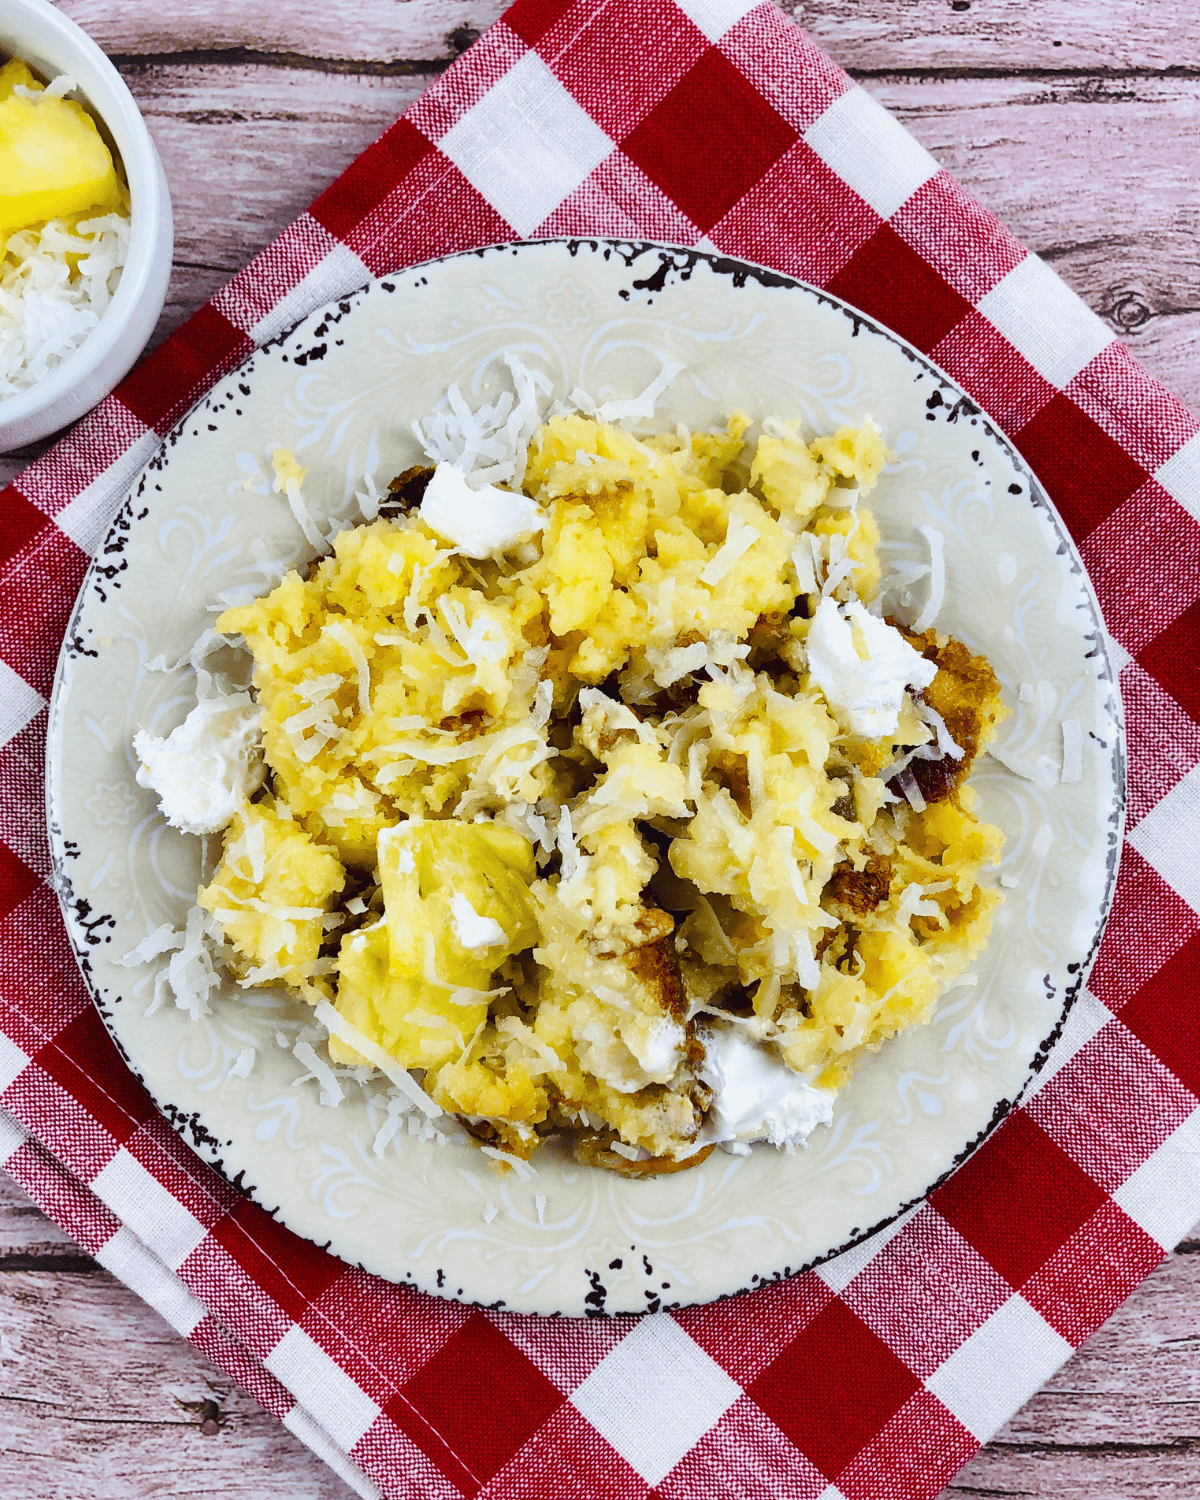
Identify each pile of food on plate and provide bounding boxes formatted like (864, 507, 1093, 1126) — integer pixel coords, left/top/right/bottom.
(130, 362, 1007, 1175)
(0, 53, 129, 398)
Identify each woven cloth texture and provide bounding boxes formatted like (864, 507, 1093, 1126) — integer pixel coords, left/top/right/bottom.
(2, 1, 1200, 1497)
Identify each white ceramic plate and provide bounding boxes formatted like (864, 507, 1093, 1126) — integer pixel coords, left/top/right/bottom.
(46, 240, 1123, 1316)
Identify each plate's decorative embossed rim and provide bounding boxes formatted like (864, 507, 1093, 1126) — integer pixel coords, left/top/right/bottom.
(46, 239, 1124, 1316)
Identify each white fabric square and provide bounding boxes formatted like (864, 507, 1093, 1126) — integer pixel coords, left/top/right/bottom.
(0, 1035, 30, 1093)
(96, 1225, 206, 1336)
(1106, 631, 1133, 677)
(571, 1315, 740, 1484)
(440, 52, 613, 236)
(1030, 988, 1112, 1089)
(925, 1293, 1073, 1443)
(0, 658, 46, 751)
(266, 1324, 381, 1449)
(673, 0, 761, 42)
(1113, 1106, 1200, 1250)
(804, 87, 939, 221)
(816, 1204, 921, 1293)
(282, 1405, 383, 1500)
(816, 1488, 851, 1500)
(1155, 430, 1200, 526)
(976, 254, 1114, 389)
(249, 242, 373, 346)
(53, 428, 162, 558)
(0, 1106, 26, 1164)
(91, 1150, 208, 1272)
(1127, 761, 1200, 914)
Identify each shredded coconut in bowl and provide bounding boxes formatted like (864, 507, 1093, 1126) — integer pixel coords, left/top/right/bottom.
(0, 209, 129, 397)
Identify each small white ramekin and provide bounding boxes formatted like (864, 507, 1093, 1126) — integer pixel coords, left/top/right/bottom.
(0, 0, 174, 453)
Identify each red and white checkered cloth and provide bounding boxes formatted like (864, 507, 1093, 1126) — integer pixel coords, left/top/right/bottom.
(3, 1, 1199, 1495)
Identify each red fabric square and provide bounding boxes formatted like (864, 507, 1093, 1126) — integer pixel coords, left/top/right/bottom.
(0, 886, 91, 1057)
(5, 1133, 120, 1256)
(657, 1396, 827, 1500)
(346, 156, 514, 275)
(622, 47, 797, 233)
(1140, 592, 1200, 724)
(1015, 391, 1150, 543)
(930, 309, 1056, 435)
(891, 171, 1026, 305)
(541, 0, 708, 141)
(126, 1117, 239, 1228)
(311, 117, 438, 238)
(711, 140, 880, 289)
(117, 304, 252, 435)
(828, 223, 973, 354)
(675, 1271, 832, 1387)
(930, 1111, 1108, 1290)
(1022, 1200, 1164, 1345)
(0, 526, 86, 699)
(1080, 481, 1200, 655)
(306, 1266, 471, 1402)
(31, 1008, 155, 1148)
(842, 1207, 1011, 1378)
(497, 1309, 628, 1394)
(719, 5, 850, 135)
(837, 1388, 977, 1500)
(0, 712, 50, 883)
(747, 1297, 920, 1480)
(480, 1403, 647, 1500)
(391, 1312, 565, 1496)
(542, 153, 700, 244)
(1026, 1024, 1196, 1191)
(0, 840, 38, 924)
(504, 0, 579, 47)
(0, 487, 49, 569)
(1066, 339, 1200, 476)
(1117, 933, 1200, 1100)
(1089, 846, 1200, 1011)
(1119, 660, 1200, 829)
(211, 1196, 348, 1324)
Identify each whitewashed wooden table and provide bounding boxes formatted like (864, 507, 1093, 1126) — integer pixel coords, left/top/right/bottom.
(2, 3, 1198, 1495)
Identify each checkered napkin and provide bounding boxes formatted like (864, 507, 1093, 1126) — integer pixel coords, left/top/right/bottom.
(2, 1, 1199, 1496)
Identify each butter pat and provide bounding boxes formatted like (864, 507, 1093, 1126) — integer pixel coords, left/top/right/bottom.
(807, 596, 936, 737)
(418, 463, 545, 556)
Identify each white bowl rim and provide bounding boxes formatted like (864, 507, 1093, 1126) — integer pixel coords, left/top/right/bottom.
(0, 0, 167, 427)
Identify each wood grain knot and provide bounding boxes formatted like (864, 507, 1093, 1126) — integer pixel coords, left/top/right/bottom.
(1106, 290, 1153, 332)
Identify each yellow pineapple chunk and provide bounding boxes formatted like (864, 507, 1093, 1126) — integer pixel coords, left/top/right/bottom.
(331, 819, 537, 1071)
(0, 62, 123, 236)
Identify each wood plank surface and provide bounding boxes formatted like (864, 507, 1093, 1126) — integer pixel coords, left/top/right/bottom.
(3, 1, 1200, 1496)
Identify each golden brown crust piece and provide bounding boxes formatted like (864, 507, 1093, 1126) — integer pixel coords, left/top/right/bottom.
(573, 1132, 715, 1176)
(823, 853, 893, 917)
(895, 626, 1007, 804)
(625, 918, 687, 1021)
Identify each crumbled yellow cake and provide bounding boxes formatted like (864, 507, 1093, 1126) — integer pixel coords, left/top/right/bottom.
(200, 411, 1006, 1171)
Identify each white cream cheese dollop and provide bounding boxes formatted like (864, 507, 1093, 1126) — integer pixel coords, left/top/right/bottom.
(449, 893, 506, 952)
(698, 1022, 835, 1151)
(807, 596, 936, 737)
(418, 463, 545, 557)
(133, 694, 264, 836)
